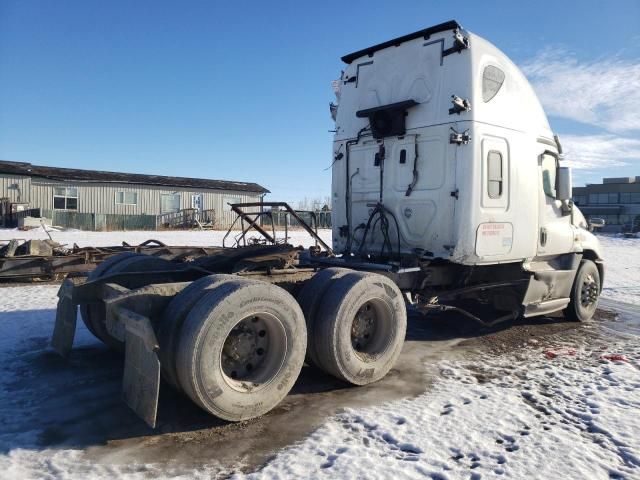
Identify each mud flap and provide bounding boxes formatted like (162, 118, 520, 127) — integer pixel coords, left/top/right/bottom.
(51, 280, 78, 357)
(120, 309, 161, 428)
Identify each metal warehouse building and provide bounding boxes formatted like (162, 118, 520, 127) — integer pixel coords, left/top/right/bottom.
(0, 159, 268, 230)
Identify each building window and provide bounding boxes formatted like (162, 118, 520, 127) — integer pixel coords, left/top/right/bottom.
(160, 193, 180, 214)
(53, 186, 78, 210)
(620, 192, 640, 204)
(487, 150, 503, 199)
(573, 195, 586, 205)
(541, 154, 557, 198)
(587, 192, 622, 204)
(116, 191, 138, 205)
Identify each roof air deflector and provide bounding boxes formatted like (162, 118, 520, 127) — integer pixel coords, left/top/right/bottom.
(341, 20, 461, 64)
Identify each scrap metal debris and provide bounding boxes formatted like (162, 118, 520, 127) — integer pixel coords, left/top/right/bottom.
(0, 238, 222, 281)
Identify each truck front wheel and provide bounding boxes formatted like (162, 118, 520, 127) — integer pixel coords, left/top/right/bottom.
(564, 259, 601, 322)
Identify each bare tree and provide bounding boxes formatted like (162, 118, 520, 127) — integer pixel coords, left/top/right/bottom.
(296, 197, 329, 211)
(296, 197, 310, 211)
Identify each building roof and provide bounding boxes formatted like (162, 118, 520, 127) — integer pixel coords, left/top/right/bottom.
(574, 176, 640, 194)
(0, 160, 269, 194)
(603, 177, 640, 184)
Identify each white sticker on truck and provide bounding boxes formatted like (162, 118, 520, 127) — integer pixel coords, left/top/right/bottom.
(475, 222, 514, 257)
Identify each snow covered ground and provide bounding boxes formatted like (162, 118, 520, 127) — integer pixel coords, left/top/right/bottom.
(244, 334, 640, 480)
(0, 230, 638, 479)
(0, 227, 331, 250)
(598, 235, 640, 306)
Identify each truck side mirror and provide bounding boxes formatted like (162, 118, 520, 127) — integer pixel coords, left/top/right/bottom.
(557, 167, 572, 201)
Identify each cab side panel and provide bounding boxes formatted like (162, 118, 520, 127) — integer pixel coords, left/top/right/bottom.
(452, 125, 539, 265)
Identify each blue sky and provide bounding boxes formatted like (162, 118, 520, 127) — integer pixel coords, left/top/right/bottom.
(1, 1, 639, 203)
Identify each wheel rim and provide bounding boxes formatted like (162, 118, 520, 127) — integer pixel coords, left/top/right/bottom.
(350, 299, 393, 361)
(580, 273, 599, 308)
(220, 312, 287, 392)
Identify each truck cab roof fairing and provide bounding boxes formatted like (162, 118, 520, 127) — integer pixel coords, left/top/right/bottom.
(341, 20, 461, 64)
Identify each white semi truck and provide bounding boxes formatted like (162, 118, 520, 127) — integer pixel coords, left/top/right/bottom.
(51, 20, 603, 428)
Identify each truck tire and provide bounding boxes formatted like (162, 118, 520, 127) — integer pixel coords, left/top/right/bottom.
(296, 267, 363, 368)
(564, 259, 601, 322)
(175, 279, 306, 421)
(79, 252, 140, 347)
(157, 274, 250, 391)
(313, 272, 407, 385)
(80, 253, 171, 350)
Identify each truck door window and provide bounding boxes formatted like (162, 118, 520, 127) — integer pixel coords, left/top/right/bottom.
(487, 151, 503, 199)
(541, 154, 557, 198)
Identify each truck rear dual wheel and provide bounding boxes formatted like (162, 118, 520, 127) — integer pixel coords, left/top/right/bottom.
(157, 274, 241, 391)
(296, 267, 362, 368)
(80, 252, 171, 350)
(564, 259, 601, 322)
(311, 272, 407, 385)
(174, 278, 306, 421)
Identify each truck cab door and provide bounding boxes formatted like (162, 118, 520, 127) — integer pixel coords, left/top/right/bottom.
(537, 151, 574, 256)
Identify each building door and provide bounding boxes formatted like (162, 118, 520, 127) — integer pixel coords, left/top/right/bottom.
(191, 194, 203, 219)
(191, 194, 203, 211)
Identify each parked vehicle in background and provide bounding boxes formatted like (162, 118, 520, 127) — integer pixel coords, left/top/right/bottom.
(588, 217, 606, 232)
